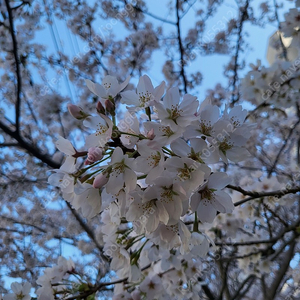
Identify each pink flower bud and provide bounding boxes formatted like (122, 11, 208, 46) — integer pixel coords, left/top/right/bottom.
(146, 128, 155, 140)
(96, 101, 105, 114)
(105, 99, 115, 116)
(85, 147, 103, 165)
(67, 103, 89, 120)
(93, 173, 109, 189)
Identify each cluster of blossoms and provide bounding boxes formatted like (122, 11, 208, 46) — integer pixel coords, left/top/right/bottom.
(44, 74, 253, 299)
(241, 59, 300, 107)
(241, 5, 300, 108)
(2, 257, 75, 300)
(280, 7, 300, 45)
(4, 75, 252, 299)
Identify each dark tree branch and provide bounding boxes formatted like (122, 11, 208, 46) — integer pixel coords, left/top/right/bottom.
(0, 121, 60, 169)
(65, 202, 109, 263)
(234, 275, 256, 300)
(176, 0, 188, 93)
(231, 274, 256, 300)
(131, 3, 176, 25)
(5, 0, 22, 135)
(201, 283, 216, 300)
(230, 0, 250, 106)
(0, 142, 20, 147)
(266, 240, 296, 300)
(267, 118, 300, 177)
(227, 184, 300, 206)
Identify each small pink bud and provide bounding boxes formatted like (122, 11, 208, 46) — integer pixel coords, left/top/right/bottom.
(67, 103, 89, 120)
(147, 128, 155, 140)
(96, 101, 105, 114)
(85, 147, 103, 165)
(93, 173, 109, 189)
(105, 99, 115, 116)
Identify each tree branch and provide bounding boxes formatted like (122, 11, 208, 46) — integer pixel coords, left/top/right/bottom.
(227, 184, 300, 206)
(5, 0, 22, 135)
(266, 240, 296, 300)
(0, 121, 60, 169)
(176, 0, 188, 93)
(230, 0, 250, 106)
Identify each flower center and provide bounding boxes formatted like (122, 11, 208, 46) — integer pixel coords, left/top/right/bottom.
(138, 91, 152, 107)
(103, 82, 112, 89)
(160, 126, 174, 137)
(199, 120, 212, 136)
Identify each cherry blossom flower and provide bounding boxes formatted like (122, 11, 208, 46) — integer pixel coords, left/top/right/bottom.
(83, 113, 114, 148)
(190, 172, 234, 223)
(51, 256, 75, 281)
(150, 220, 191, 254)
(170, 137, 220, 164)
(4, 282, 31, 300)
(143, 121, 183, 149)
(36, 256, 74, 300)
(188, 232, 210, 257)
(121, 74, 165, 111)
(211, 119, 251, 163)
(72, 182, 102, 219)
(134, 139, 165, 184)
(118, 111, 140, 148)
(93, 172, 109, 189)
(55, 136, 76, 172)
(85, 75, 130, 106)
(164, 156, 210, 196)
(150, 177, 187, 225)
(126, 187, 169, 232)
(184, 100, 219, 139)
(48, 169, 76, 200)
(155, 86, 199, 130)
(105, 147, 137, 194)
(139, 275, 163, 299)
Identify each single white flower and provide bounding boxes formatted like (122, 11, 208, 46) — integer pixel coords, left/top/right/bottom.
(190, 172, 234, 223)
(121, 74, 165, 111)
(211, 119, 251, 163)
(150, 220, 191, 254)
(4, 282, 31, 300)
(139, 275, 163, 299)
(164, 156, 210, 196)
(51, 256, 75, 281)
(73, 182, 102, 219)
(118, 111, 140, 148)
(184, 100, 219, 139)
(126, 187, 169, 232)
(155, 87, 199, 129)
(170, 137, 220, 164)
(143, 121, 183, 149)
(85, 75, 130, 106)
(109, 246, 130, 271)
(83, 114, 114, 148)
(48, 169, 76, 199)
(151, 177, 187, 225)
(134, 139, 165, 184)
(189, 232, 210, 257)
(105, 147, 137, 194)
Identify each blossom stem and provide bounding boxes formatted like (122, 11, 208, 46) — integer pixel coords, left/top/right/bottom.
(118, 131, 147, 139)
(193, 212, 198, 232)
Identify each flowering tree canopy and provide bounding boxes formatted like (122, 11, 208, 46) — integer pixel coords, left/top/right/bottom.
(1, 0, 300, 299)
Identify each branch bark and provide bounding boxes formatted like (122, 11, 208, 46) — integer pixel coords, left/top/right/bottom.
(5, 0, 22, 134)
